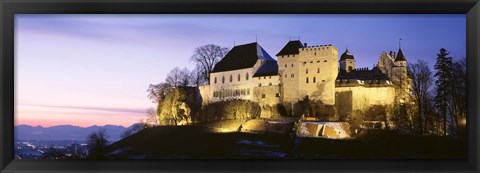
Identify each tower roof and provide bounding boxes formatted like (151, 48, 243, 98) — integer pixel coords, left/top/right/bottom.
(395, 48, 407, 62)
(340, 49, 355, 61)
(276, 40, 304, 56)
(211, 42, 276, 73)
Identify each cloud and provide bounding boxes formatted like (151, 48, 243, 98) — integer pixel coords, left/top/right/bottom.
(20, 104, 146, 114)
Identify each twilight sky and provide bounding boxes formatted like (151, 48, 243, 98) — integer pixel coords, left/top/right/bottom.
(15, 14, 466, 128)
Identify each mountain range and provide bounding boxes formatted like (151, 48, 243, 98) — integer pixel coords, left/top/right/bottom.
(15, 124, 141, 142)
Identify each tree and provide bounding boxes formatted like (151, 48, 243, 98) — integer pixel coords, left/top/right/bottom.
(190, 44, 229, 83)
(144, 108, 160, 127)
(452, 57, 467, 137)
(178, 67, 191, 87)
(189, 65, 207, 87)
(87, 129, 109, 159)
(165, 67, 183, 87)
(434, 48, 454, 136)
(147, 82, 173, 103)
(408, 60, 434, 135)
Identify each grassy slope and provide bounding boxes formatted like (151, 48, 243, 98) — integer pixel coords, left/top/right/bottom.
(103, 125, 466, 159)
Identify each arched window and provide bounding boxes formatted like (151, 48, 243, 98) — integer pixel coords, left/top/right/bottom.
(317, 68, 320, 73)
(222, 76, 225, 84)
(246, 73, 249, 80)
(229, 75, 232, 82)
(306, 77, 309, 83)
(214, 77, 217, 84)
(306, 68, 308, 74)
(238, 74, 241, 81)
(313, 77, 316, 83)
(348, 66, 353, 71)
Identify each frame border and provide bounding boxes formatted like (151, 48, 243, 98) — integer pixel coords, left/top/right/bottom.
(1, 0, 479, 172)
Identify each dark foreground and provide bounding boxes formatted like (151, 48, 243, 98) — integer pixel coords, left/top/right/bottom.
(103, 125, 466, 159)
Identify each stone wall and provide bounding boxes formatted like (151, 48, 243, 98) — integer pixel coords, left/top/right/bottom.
(335, 84, 395, 118)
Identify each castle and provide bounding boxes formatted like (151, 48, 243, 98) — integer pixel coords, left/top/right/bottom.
(199, 40, 411, 119)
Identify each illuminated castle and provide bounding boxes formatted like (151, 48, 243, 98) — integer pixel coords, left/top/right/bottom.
(199, 40, 411, 118)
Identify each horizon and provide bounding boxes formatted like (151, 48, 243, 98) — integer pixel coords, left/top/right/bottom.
(15, 14, 466, 127)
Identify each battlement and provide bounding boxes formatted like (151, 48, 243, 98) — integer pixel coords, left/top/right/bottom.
(299, 44, 336, 52)
(352, 67, 369, 71)
(335, 79, 393, 87)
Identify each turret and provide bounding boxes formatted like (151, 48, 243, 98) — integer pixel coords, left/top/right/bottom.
(394, 48, 407, 67)
(339, 48, 355, 72)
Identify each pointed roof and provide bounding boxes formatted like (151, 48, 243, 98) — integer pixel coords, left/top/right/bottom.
(395, 48, 407, 62)
(340, 49, 355, 61)
(252, 61, 278, 77)
(276, 40, 304, 56)
(211, 42, 275, 73)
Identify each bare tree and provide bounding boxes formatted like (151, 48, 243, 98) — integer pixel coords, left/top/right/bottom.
(144, 108, 160, 126)
(178, 67, 190, 87)
(452, 57, 466, 137)
(190, 44, 229, 83)
(165, 67, 183, 87)
(408, 60, 433, 135)
(147, 82, 173, 103)
(87, 129, 109, 159)
(189, 65, 207, 87)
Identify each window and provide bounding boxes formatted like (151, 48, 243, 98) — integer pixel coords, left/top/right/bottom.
(262, 94, 266, 98)
(313, 77, 316, 83)
(306, 68, 308, 74)
(246, 73, 249, 80)
(291, 64, 293, 67)
(315, 53, 317, 56)
(322, 80, 325, 82)
(264, 76, 266, 79)
(275, 93, 280, 97)
(291, 74, 294, 78)
(348, 66, 353, 71)
(259, 83, 262, 87)
(214, 77, 217, 84)
(285, 64, 287, 68)
(293, 55, 295, 57)
(317, 68, 320, 73)
(324, 60, 327, 62)
(269, 76, 271, 79)
(306, 77, 309, 83)
(230, 75, 232, 82)
(317, 60, 320, 63)
(285, 74, 287, 78)
(238, 74, 241, 81)
(269, 83, 272, 86)
(310, 61, 313, 63)
(222, 76, 225, 84)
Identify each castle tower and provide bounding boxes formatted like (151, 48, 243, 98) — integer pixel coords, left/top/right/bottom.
(276, 40, 303, 103)
(392, 48, 411, 103)
(339, 49, 355, 72)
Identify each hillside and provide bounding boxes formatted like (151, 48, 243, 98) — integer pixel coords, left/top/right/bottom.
(102, 124, 467, 159)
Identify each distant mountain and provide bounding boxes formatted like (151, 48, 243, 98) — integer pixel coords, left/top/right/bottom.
(15, 124, 142, 142)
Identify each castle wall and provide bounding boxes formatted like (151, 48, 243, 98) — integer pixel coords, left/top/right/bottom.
(335, 84, 395, 115)
(201, 59, 281, 106)
(202, 68, 255, 105)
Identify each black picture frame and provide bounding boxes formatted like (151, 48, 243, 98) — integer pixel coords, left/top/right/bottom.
(1, 0, 479, 172)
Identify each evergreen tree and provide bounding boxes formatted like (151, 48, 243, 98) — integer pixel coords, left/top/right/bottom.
(433, 48, 454, 136)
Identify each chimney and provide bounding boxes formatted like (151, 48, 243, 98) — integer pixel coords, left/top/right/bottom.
(304, 43, 307, 47)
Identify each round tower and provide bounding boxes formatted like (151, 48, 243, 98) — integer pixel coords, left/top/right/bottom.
(339, 48, 355, 72)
